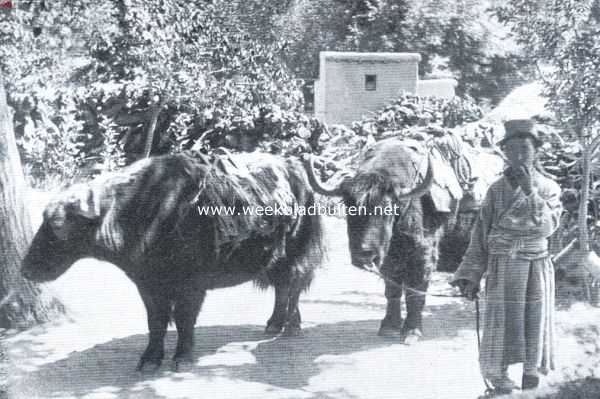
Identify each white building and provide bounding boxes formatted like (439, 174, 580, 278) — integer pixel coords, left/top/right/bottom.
(314, 51, 457, 126)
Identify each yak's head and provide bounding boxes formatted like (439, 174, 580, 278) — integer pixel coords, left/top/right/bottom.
(22, 184, 101, 282)
(303, 146, 433, 271)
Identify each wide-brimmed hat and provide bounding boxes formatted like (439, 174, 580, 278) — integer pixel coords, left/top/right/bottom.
(497, 119, 543, 148)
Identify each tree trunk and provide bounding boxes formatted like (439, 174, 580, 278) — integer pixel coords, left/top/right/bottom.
(578, 134, 592, 300)
(579, 141, 591, 252)
(0, 78, 64, 329)
(142, 96, 163, 159)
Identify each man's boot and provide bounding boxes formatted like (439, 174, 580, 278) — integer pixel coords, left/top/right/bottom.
(522, 373, 539, 390)
(490, 372, 518, 395)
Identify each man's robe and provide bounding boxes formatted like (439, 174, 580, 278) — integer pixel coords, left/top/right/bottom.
(451, 169, 562, 379)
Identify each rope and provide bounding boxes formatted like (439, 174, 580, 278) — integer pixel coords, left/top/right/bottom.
(360, 266, 542, 396)
(360, 266, 500, 396)
(361, 266, 544, 304)
(429, 134, 474, 189)
(191, 148, 244, 203)
(405, 286, 544, 304)
(0, 289, 14, 309)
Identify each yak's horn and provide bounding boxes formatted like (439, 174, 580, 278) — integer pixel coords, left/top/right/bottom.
(302, 154, 349, 196)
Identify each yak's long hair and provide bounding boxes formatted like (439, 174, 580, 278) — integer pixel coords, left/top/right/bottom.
(192, 155, 325, 285)
(341, 165, 448, 236)
(193, 158, 293, 246)
(343, 169, 396, 209)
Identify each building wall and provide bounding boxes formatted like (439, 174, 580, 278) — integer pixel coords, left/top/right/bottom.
(314, 77, 325, 122)
(315, 52, 420, 126)
(417, 79, 457, 99)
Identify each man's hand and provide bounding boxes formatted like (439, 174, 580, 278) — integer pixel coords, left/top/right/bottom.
(514, 165, 534, 195)
(453, 279, 480, 301)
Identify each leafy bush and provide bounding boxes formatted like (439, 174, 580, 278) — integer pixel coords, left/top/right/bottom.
(350, 93, 483, 137)
(2, 1, 308, 183)
(72, 0, 307, 167)
(174, 103, 323, 154)
(276, 0, 531, 105)
(11, 87, 89, 187)
(2, 0, 502, 189)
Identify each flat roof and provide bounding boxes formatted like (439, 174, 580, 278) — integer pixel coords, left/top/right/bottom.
(320, 51, 421, 63)
(418, 78, 458, 85)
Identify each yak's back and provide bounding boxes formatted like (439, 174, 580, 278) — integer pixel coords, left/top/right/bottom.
(193, 152, 309, 253)
(86, 154, 209, 258)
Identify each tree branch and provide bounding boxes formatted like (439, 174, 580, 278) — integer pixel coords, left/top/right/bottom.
(590, 131, 600, 156)
(142, 94, 165, 159)
(535, 61, 553, 86)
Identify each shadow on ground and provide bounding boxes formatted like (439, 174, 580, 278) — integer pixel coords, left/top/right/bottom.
(7, 299, 476, 399)
(542, 377, 600, 399)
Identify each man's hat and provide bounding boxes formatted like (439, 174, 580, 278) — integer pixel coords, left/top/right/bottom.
(497, 119, 543, 148)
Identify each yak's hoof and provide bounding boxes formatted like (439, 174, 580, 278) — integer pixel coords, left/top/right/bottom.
(136, 357, 162, 373)
(378, 326, 403, 339)
(281, 324, 302, 337)
(172, 355, 194, 372)
(265, 323, 284, 335)
(403, 328, 423, 345)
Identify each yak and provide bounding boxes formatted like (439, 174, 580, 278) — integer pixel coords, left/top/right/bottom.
(21, 151, 324, 371)
(304, 138, 458, 343)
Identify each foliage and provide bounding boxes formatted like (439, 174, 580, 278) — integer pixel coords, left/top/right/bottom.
(311, 93, 490, 182)
(275, 0, 531, 104)
(495, 1, 600, 134)
(15, 93, 87, 187)
(1, 0, 304, 185)
(172, 92, 487, 179)
(75, 0, 303, 162)
(0, 0, 111, 185)
(171, 103, 324, 155)
(0, 0, 532, 186)
(349, 93, 483, 137)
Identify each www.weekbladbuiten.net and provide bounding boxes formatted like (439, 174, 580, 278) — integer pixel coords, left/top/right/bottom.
(197, 203, 406, 217)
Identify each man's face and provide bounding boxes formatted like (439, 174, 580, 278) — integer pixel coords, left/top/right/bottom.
(502, 136, 536, 169)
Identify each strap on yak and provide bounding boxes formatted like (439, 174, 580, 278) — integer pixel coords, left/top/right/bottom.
(417, 135, 477, 214)
(213, 147, 251, 178)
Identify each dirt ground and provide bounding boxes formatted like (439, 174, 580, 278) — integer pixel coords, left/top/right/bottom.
(4, 214, 600, 399)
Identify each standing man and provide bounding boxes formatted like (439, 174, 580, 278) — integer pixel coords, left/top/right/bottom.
(451, 119, 562, 395)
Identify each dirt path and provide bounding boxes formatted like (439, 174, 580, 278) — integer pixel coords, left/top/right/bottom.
(4, 217, 600, 399)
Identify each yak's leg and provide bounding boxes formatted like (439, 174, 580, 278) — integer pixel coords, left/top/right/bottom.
(264, 261, 293, 335)
(282, 265, 314, 336)
(136, 286, 171, 371)
(265, 283, 290, 335)
(265, 261, 312, 336)
(379, 254, 405, 338)
(403, 236, 437, 344)
(282, 285, 303, 336)
(172, 287, 206, 370)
